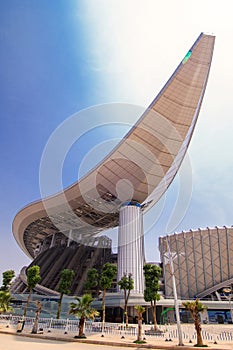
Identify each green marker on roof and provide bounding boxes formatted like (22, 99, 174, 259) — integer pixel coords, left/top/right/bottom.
(182, 50, 192, 64)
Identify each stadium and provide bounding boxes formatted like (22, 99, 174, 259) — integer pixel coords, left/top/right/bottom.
(11, 33, 230, 323)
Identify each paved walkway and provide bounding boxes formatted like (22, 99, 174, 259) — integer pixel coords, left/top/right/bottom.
(0, 333, 134, 350)
(1, 324, 233, 350)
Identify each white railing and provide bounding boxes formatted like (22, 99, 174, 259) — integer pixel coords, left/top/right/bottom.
(1, 315, 233, 345)
(0, 315, 140, 336)
(91, 322, 137, 336)
(0, 315, 77, 333)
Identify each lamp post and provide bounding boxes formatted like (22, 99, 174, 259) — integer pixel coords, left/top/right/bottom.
(164, 236, 184, 346)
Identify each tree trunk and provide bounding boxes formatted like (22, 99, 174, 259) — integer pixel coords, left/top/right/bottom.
(23, 288, 32, 318)
(137, 318, 142, 341)
(195, 316, 204, 346)
(124, 289, 128, 326)
(56, 292, 63, 319)
(125, 306, 128, 327)
(152, 301, 158, 331)
(78, 316, 85, 337)
(102, 289, 106, 332)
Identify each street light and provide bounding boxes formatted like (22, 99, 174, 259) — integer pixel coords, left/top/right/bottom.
(164, 236, 184, 346)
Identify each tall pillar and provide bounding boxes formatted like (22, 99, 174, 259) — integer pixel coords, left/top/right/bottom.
(50, 233, 56, 248)
(117, 202, 145, 294)
(67, 229, 72, 247)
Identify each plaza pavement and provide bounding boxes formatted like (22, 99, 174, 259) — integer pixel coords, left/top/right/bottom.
(1, 324, 233, 350)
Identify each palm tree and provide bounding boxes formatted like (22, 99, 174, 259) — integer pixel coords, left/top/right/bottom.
(0, 291, 13, 314)
(134, 305, 145, 342)
(183, 299, 206, 347)
(69, 293, 99, 338)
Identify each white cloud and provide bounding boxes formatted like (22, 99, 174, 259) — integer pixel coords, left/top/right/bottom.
(73, 0, 233, 236)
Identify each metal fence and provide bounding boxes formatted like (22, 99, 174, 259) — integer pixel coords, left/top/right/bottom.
(0, 315, 137, 335)
(1, 315, 233, 345)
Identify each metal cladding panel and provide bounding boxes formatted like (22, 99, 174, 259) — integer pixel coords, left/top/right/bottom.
(12, 33, 215, 258)
(160, 227, 233, 299)
(118, 204, 145, 294)
(142, 33, 215, 209)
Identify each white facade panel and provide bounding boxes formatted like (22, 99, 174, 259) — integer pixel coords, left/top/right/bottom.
(118, 203, 145, 294)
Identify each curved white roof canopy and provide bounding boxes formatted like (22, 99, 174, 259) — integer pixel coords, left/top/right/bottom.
(13, 33, 215, 258)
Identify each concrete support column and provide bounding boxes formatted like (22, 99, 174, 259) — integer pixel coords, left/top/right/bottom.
(117, 202, 145, 294)
(67, 230, 72, 247)
(50, 233, 56, 248)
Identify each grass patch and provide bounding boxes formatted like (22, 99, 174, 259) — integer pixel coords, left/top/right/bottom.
(133, 340, 147, 344)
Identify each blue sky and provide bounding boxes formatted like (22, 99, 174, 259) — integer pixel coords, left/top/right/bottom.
(1, 0, 233, 281)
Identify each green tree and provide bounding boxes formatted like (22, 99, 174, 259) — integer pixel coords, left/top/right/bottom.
(134, 305, 145, 342)
(69, 293, 99, 338)
(100, 263, 117, 327)
(56, 269, 75, 319)
(0, 270, 15, 315)
(183, 299, 207, 347)
(0, 291, 13, 314)
(118, 273, 134, 326)
(23, 265, 41, 318)
(143, 264, 162, 331)
(0, 270, 15, 292)
(84, 268, 99, 296)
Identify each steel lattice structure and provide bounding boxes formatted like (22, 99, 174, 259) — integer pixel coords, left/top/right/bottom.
(160, 226, 233, 299)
